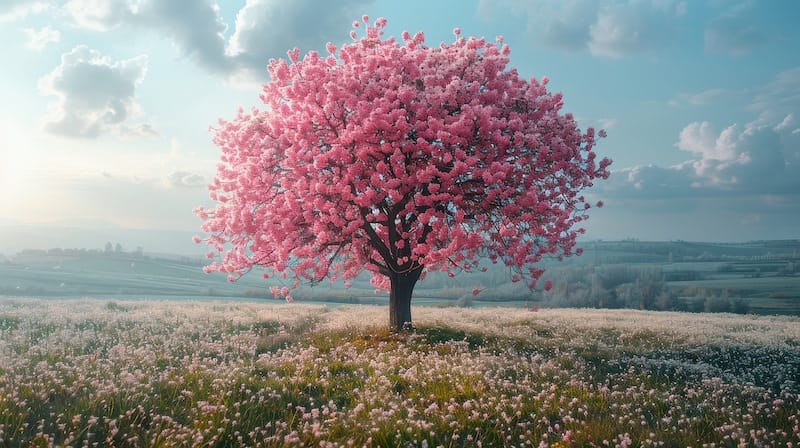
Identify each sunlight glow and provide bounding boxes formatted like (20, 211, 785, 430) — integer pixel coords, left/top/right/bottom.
(0, 120, 39, 211)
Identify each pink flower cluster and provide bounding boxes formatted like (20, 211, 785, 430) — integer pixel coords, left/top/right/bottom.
(195, 17, 611, 297)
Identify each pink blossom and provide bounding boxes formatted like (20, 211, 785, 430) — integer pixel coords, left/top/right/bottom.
(325, 42, 336, 55)
(196, 16, 611, 329)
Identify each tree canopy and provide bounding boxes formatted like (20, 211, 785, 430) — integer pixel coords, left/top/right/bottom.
(195, 16, 611, 330)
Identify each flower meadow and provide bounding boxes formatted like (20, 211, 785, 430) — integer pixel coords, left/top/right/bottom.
(1, 298, 798, 447)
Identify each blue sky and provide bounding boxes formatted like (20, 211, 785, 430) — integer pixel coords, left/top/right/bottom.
(0, 0, 799, 253)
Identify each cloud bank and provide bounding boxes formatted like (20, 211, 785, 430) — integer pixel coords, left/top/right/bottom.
(480, 0, 687, 58)
(605, 116, 799, 198)
(61, 0, 369, 80)
(38, 45, 149, 138)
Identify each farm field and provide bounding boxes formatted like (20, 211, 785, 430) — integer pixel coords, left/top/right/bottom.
(1, 298, 798, 446)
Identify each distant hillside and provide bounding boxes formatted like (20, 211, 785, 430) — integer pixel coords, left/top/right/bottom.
(556, 239, 800, 265)
(1, 240, 798, 314)
(0, 249, 261, 298)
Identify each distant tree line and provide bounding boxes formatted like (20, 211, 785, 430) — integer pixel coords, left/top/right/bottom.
(476, 264, 752, 314)
(353, 261, 761, 314)
(15, 244, 145, 258)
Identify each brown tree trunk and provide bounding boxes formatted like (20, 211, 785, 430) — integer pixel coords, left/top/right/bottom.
(389, 269, 421, 332)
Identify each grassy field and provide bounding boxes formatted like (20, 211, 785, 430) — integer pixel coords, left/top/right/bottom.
(1, 298, 798, 447)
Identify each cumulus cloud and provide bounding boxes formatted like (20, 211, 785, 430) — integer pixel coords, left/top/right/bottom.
(227, 0, 367, 79)
(64, 0, 229, 71)
(480, 0, 686, 58)
(677, 122, 740, 163)
(705, 3, 767, 55)
(137, 0, 231, 74)
(60, 0, 368, 80)
(588, 1, 684, 58)
(680, 119, 798, 192)
(606, 116, 800, 201)
(590, 62, 800, 219)
(38, 45, 150, 138)
(24, 26, 61, 50)
(64, 0, 135, 31)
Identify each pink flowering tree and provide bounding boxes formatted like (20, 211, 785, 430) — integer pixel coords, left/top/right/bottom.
(195, 17, 611, 331)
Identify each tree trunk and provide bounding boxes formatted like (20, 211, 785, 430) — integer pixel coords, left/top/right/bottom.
(389, 269, 421, 332)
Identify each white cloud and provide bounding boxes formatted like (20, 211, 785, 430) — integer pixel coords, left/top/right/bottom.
(136, 0, 231, 74)
(0, 1, 49, 22)
(608, 116, 800, 198)
(677, 121, 738, 163)
(64, 0, 229, 71)
(227, 0, 368, 80)
(588, 2, 678, 58)
(481, 0, 687, 58)
(64, 0, 136, 31)
(38, 45, 150, 138)
(60, 0, 369, 80)
(593, 114, 800, 240)
(24, 26, 60, 50)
